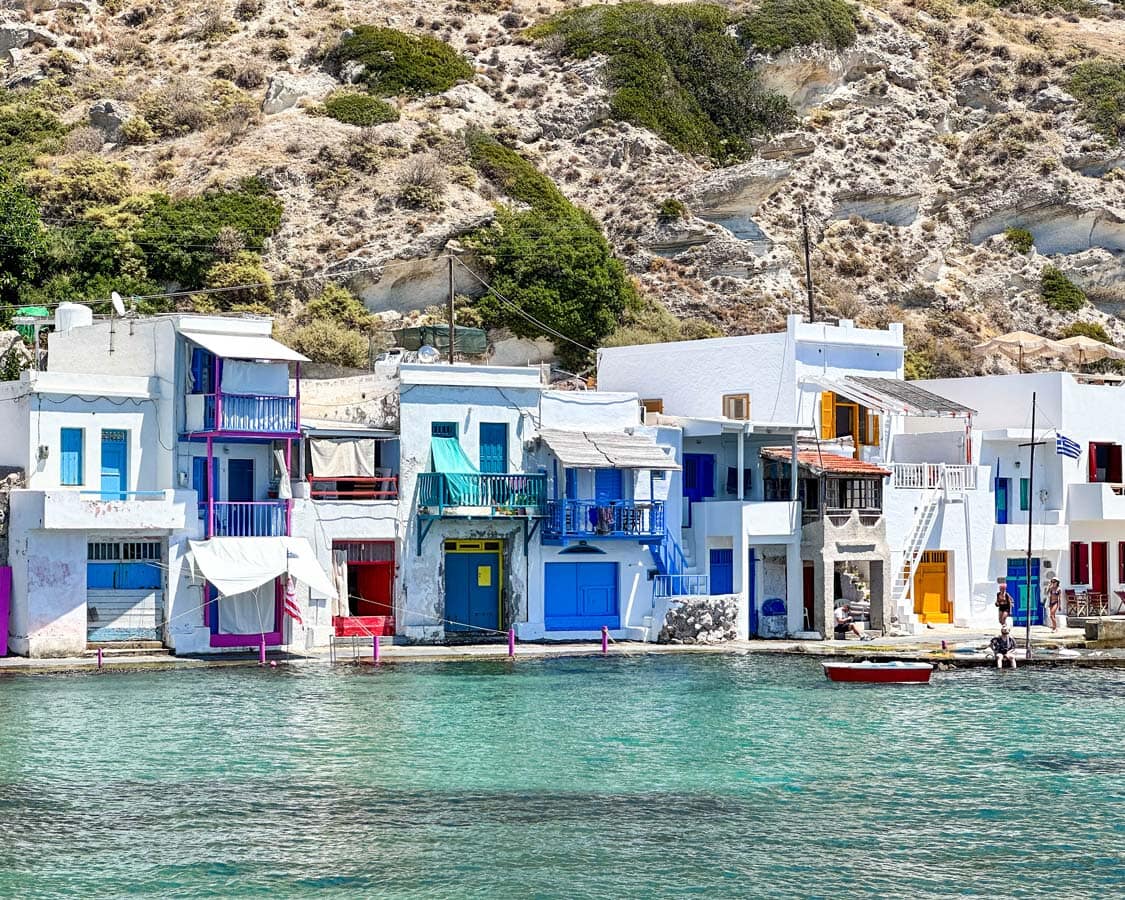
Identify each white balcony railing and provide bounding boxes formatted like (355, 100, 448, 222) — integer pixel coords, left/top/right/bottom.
(890, 463, 978, 491)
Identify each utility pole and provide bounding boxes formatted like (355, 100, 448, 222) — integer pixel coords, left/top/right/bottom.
(801, 205, 815, 323)
(447, 254, 455, 366)
(1019, 393, 1046, 661)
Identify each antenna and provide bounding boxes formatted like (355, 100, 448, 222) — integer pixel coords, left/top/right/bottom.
(111, 291, 126, 317)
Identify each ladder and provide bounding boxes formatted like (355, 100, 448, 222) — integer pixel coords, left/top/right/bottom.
(890, 481, 943, 631)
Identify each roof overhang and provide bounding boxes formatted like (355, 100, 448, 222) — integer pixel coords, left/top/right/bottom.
(180, 328, 308, 363)
(668, 415, 810, 438)
(539, 429, 680, 470)
(800, 375, 974, 418)
(761, 447, 891, 478)
(301, 417, 398, 439)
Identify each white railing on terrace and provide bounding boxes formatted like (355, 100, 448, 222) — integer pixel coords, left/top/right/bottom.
(890, 463, 978, 491)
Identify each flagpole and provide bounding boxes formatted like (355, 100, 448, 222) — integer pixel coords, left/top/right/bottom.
(1025, 393, 1036, 661)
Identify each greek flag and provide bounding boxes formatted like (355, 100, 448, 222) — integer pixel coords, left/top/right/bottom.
(1056, 434, 1082, 460)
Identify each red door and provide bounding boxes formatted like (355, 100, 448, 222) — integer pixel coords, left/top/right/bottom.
(1092, 542, 1109, 596)
(354, 562, 394, 617)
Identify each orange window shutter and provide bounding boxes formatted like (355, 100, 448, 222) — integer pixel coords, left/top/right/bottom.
(820, 392, 835, 440)
(871, 413, 881, 446)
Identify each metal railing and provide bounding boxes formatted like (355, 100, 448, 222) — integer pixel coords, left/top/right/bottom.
(890, 463, 978, 491)
(654, 573, 710, 598)
(309, 476, 399, 500)
(417, 472, 547, 515)
(202, 500, 288, 536)
(544, 499, 665, 540)
(80, 490, 167, 500)
(203, 392, 297, 433)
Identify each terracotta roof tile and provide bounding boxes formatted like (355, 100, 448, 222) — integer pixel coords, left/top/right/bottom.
(760, 448, 891, 477)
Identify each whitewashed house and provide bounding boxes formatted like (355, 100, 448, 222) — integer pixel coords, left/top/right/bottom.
(598, 315, 983, 638)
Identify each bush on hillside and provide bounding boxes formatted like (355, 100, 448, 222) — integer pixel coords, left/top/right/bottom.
(1041, 265, 1087, 312)
(328, 26, 472, 96)
(738, 0, 859, 53)
(278, 318, 370, 367)
(203, 251, 275, 309)
(323, 93, 400, 126)
(303, 283, 375, 331)
(23, 155, 133, 217)
(465, 129, 567, 210)
(531, 2, 793, 162)
(602, 298, 720, 347)
(1069, 61, 1125, 144)
(0, 187, 47, 304)
(1060, 321, 1111, 342)
(657, 198, 688, 221)
(0, 95, 66, 179)
(1004, 226, 1034, 254)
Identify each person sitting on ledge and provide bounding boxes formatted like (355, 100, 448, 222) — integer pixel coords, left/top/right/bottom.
(833, 603, 872, 641)
(990, 626, 1019, 669)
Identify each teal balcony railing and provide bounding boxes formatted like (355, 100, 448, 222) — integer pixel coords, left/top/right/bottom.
(543, 499, 666, 543)
(417, 472, 546, 516)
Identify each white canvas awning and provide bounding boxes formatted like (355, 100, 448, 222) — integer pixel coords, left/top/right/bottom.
(538, 429, 680, 470)
(180, 328, 308, 363)
(188, 536, 336, 598)
(309, 437, 377, 477)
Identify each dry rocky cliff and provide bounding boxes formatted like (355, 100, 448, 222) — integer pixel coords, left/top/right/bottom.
(3, 0, 1125, 373)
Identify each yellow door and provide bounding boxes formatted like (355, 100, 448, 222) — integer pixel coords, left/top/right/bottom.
(913, 552, 950, 623)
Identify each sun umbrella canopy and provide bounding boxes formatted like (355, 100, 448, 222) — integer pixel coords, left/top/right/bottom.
(1056, 335, 1125, 365)
(972, 331, 1069, 371)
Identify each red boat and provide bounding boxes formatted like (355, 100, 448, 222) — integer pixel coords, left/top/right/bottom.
(822, 660, 933, 684)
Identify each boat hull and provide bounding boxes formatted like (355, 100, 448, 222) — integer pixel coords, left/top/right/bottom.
(822, 661, 933, 684)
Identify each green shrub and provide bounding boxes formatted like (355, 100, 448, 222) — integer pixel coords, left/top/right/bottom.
(203, 251, 275, 309)
(323, 93, 399, 126)
(23, 155, 134, 217)
(278, 318, 369, 367)
(133, 178, 283, 286)
(657, 198, 687, 221)
(303, 283, 375, 330)
(1004, 226, 1034, 254)
(0, 187, 47, 304)
(120, 117, 155, 144)
(328, 26, 472, 96)
(0, 94, 66, 179)
(1060, 321, 1111, 342)
(531, 2, 793, 163)
(1069, 61, 1125, 144)
(738, 0, 859, 53)
(602, 299, 720, 347)
(464, 134, 635, 369)
(1041, 265, 1087, 312)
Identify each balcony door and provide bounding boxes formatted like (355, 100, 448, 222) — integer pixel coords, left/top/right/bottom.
(228, 459, 255, 502)
(479, 423, 508, 474)
(595, 469, 623, 503)
(1092, 542, 1109, 596)
(1088, 443, 1122, 483)
(99, 430, 128, 500)
(995, 477, 1010, 525)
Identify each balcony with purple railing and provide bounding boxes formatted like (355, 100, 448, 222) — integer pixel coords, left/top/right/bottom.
(200, 500, 288, 537)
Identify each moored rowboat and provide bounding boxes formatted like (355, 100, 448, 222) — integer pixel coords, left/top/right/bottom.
(822, 660, 933, 684)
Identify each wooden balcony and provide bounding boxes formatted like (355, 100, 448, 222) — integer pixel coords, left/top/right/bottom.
(543, 499, 666, 545)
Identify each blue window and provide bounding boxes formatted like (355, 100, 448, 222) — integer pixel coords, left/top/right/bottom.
(995, 477, 1010, 525)
(60, 428, 83, 485)
(432, 422, 458, 438)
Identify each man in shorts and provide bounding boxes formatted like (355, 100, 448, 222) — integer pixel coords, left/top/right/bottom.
(833, 603, 871, 641)
(990, 626, 1019, 669)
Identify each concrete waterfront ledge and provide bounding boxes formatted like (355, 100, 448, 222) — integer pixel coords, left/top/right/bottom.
(3, 627, 1125, 674)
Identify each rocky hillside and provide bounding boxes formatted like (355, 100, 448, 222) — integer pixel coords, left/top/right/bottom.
(2, 0, 1125, 376)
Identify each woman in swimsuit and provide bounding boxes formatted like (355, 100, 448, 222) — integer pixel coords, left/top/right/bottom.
(996, 582, 1013, 626)
(1046, 577, 1061, 632)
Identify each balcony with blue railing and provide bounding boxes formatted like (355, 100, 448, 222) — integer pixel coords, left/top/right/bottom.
(416, 472, 547, 518)
(201, 500, 288, 537)
(543, 499, 666, 545)
(184, 392, 298, 436)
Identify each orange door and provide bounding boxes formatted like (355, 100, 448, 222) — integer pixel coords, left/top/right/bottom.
(913, 552, 950, 624)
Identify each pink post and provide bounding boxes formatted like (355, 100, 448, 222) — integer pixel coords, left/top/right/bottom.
(284, 437, 293, 536)
(508, 627, 515, 659)
(259, 634, 266, 666)
(373, 635, 380, 664)
(97, 647, 103, 669)
(601, 625, 608, 656)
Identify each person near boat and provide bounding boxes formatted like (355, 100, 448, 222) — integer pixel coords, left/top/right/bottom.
(995, 580, 1014, 626)
(1046, 577, 1061, 632)
(833, 603, 872, 641)
(990, 626, 1019, 669)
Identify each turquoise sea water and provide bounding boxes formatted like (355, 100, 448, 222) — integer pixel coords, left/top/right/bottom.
(1, 654, 1123, 899)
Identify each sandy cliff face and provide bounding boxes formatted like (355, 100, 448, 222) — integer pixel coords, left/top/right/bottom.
(3, 0, 1125, 371)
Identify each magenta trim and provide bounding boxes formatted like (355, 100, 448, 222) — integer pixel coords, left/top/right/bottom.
(285, 437, 293, 536)
(206, 580, 284, 648)
(214, 359, 223, 431)
(206, 435, 215, 539)
(295, 362, 301, 431)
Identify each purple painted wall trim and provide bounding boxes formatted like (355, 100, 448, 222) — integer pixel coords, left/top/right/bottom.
(0, 566, 10, 656)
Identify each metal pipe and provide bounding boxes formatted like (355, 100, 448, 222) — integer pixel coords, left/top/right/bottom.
(601, 625, 608, 656)
(373, 635, 380, 665)
(259, 634, 266, 666)
(97, 647, 103, 669)
(508, 627, 515, 659)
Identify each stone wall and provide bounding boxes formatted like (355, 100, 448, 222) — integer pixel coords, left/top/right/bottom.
(659, 595, 739, 644)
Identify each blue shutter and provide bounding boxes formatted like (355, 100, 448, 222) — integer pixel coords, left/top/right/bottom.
(60, 428, 83, 485)
(594, 469, 623, 503)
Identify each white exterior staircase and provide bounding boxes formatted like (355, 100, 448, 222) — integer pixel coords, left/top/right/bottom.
(889, 484, 942, 634)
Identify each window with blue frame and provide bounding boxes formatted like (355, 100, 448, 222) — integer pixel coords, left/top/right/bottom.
(60, 428, 84, 485)
(432, 422, 458, 438)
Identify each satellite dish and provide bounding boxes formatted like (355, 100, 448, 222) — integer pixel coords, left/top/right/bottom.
(110, 291, 126, 317)
(417, 345, 440, 364)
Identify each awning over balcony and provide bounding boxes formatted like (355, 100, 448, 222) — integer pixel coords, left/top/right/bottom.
(188, 536, 336, 598)
(180, 328, 309, 363)
(801, 376, 974, 418)
(538, 429, 680, 470)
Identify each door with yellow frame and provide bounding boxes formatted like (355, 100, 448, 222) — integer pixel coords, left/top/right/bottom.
(913, 550, 951, 624)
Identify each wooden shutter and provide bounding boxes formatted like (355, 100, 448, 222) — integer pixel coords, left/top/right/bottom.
(820, 392, 835, 440)
(869, 412, 881, 447)
(60, 428, 83, 485)
(1111, 445, 1123, 484)
(1071, 542, 1090, 584)
(1088, 443, 1099, 482)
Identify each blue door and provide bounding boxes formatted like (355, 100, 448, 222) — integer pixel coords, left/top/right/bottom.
(1007, 558, 1043, 627)
(445, 550, 500, 633)
(228, 459, 255, 502)
(595, 468, 623, 503)
(99, 430, 128, 499)
(995, 477, 1010, 525)
(683, 453, 715, 527)
(710, 549, 734, 595)
(545, 562, 619, 630)
(192, 457, 220, 519)
(479, 423, 508, 474)
(747, 550, 758, 636)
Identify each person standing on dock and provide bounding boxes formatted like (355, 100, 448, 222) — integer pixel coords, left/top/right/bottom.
(995, 579, 1014, 626)
(1046, 577, 1061, 632)
(991, 626, 1019, 669)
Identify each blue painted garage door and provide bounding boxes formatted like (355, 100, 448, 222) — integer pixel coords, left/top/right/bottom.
(545, 562, 619, 631)
(444, 549, 501, 633)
